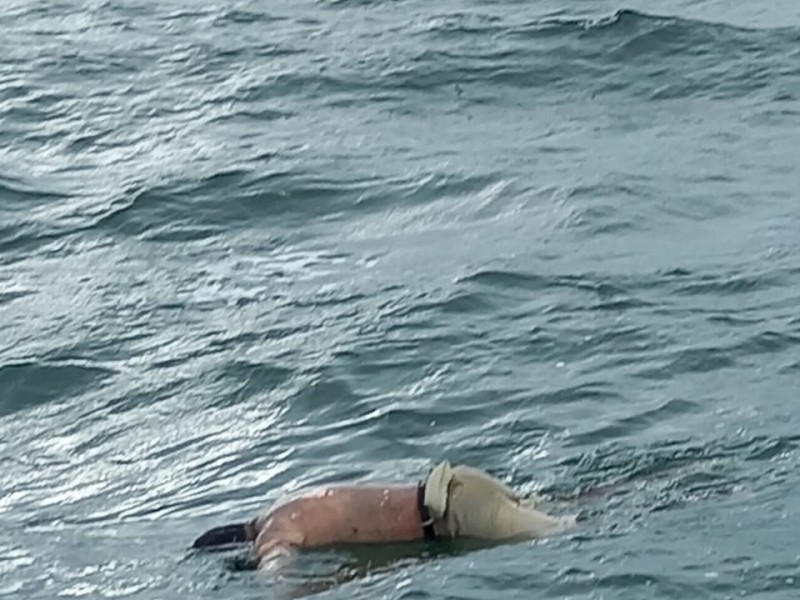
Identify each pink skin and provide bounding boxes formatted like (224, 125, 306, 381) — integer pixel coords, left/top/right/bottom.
(251, 484, 423, 566)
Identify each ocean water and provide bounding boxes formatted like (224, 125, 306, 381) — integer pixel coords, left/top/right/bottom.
(1, 0, 799, 598)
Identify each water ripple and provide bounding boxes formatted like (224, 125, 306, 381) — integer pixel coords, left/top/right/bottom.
(2, 0, 800, 598)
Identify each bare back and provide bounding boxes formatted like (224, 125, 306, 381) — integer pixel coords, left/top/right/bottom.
(254, 484, 423, 559)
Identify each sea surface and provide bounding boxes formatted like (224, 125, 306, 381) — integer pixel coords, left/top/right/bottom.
(2, 0, 800, 598)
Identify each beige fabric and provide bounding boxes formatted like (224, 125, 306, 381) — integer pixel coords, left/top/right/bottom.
(423, 460, 454, 520)
(423, 460, 576, 541)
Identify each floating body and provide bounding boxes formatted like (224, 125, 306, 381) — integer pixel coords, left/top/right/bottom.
(193, 460, 577, 568)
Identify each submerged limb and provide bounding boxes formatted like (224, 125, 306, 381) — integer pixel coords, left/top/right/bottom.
(224, 553, 260, 571)
(517, 492, 545, 510)
(257, 539, 297, 574)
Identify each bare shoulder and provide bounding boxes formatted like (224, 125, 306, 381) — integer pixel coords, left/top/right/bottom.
(298, 483, 414, 499)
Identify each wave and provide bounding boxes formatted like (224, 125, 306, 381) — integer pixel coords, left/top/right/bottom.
(367, 9, 800, 102)
(0, 361, 115, 418)
(552, 431, 799, 502)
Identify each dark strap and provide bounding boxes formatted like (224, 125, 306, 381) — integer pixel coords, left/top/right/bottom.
(417, 481, 436, 541)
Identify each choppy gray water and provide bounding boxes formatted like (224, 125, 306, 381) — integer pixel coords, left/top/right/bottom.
(2, 0, 800, 598)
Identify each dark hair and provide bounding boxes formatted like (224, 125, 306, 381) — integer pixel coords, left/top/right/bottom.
(192, 523, 250, 549)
